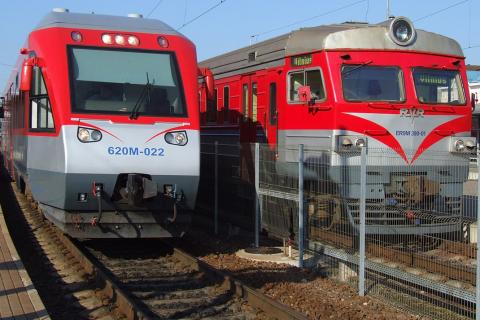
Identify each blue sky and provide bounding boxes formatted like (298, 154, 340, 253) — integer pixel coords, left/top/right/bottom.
(1, 0, 478, 90)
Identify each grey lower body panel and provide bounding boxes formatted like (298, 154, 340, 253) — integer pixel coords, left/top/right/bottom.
(40, 203, 192, 239)
(28, 169, 199, 210)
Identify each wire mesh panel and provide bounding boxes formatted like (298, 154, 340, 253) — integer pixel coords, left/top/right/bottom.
(199, 140, 478, 318)
(363, 148, 475, 319)
(257, 143, 477, 319)
(197, 142, 256, 230)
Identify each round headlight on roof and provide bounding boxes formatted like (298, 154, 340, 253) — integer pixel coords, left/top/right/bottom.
(389, 17, 416, 46)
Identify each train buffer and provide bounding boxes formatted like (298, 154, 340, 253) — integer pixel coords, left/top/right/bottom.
(0, 205, 49, 319)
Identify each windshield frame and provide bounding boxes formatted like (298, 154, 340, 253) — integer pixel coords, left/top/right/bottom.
(411, 67, 466, 106)
(67, 45, 188, 118)
(341, 64, 406, 103)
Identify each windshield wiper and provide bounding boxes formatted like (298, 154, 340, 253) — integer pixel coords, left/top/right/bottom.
(342, 60, 373, 76)
(130, 72, 151, 120)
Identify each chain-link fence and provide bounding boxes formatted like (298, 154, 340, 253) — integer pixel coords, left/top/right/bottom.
(197, 141, 479, 319)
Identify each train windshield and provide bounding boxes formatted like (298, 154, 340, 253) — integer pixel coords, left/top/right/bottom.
(68, 47, 187, 117)
(341, 65, 405, 102)
(412, 68, 465, 105)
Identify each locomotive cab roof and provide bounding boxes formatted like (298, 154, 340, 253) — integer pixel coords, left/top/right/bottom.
(35, 10, 182, 36)
(200, 18, 464, 78)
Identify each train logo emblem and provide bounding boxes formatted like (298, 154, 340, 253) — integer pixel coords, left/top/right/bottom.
(400, 108, 424, 118)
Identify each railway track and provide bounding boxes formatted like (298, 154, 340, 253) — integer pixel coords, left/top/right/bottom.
(309, 226, 477, 317)
(310, 227, 476, 285)
(1, 179, 307, 320)
(84, 240, 260, 319)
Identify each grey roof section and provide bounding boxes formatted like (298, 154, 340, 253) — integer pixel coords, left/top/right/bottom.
(34, 11, 183, 37)
(200, 21, 464, 79)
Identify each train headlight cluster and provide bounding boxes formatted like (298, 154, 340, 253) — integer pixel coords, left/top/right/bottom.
(77, 127, 102, 143)
(388, 17, 416, 46)
(102, 34, 139, 46)
(451, 137, 476, 153)
(337, 135, 367, 152)
(165, 131, 188, 146)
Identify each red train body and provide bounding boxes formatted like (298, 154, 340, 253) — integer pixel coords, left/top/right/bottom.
(1, 10, 204, 238)
(198, 17, 475, 235)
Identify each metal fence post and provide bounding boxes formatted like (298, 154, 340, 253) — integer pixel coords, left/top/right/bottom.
(254, 143, 260, 248)
(298, 144, 304, 268)
(214, 141, 218, 235)
(476, 146, 480, 320)
(359, 146, 367, 296)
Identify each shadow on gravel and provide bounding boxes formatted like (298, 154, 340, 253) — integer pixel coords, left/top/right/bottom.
(82, 238, 175, 259)
(0, 170, 101, 319)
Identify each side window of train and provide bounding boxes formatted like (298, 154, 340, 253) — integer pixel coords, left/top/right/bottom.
(223, 86, 229, 123)
(242, 84, 248, 122)
(30, 66, 54, 131)
(269, 83, 277, 125)
(252, 82, 258, 122)
(288, 68, 326, 103)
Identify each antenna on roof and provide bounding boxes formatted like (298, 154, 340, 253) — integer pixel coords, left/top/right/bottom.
(386, 0, 391, 19)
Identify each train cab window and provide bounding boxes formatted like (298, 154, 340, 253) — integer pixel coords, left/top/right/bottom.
(269, 83, 277, 125)
(288, 69, 326, 103)
(206, 88, 217, 122)
(223, 86, 230, 123)
(30, 66, 54, 131)
(342, 65, 404, 102)
(242, 84, 248, 121)
(412, 68, 466, 105)
(68, 47, 187, 118)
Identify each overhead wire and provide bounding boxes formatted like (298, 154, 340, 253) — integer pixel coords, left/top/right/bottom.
(413, 0, 468, 22)
(177, 0, 227, 30)
(464, 44, 480, 50)
(250, 0, 367, 41)
(146, 0, 164, 18)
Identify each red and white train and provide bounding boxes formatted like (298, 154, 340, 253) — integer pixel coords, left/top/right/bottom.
(199, 17, 476, 235)
(1, 9, 212, 238)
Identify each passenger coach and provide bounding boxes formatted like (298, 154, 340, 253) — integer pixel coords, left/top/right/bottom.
(1, 9, 209, 238)
(199, 17, 475, 236)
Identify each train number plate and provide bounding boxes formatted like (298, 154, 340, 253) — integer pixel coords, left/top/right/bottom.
(107, 146, 165, 156)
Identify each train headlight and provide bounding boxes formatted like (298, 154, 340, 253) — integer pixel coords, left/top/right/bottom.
(165, 131, 188, 146)
(455, 140, 465, 152)
(102, 34, 113, 44)
(115, 35, 126, 45)
(128, 36, 139, 46)
(77, 127, 102, 143)
(341, 137, 353, 148)
(78, 128, 90, 142)
(157, 36, 169, 48)
(389, 17, 416, 46)
(465, 140, 476, 151)
(450, 137, 477, 153)
(90, 130, 102, 142)
(355, 138, 366, 148)
(337, 135, 366, 152)
(71, 31, 83, 42)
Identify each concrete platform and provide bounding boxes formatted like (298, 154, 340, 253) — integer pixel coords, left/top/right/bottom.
(236, 246, 314, 267)
(0, 205, 50, 319)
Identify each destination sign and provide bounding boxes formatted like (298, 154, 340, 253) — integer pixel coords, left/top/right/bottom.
(417, 75, 447, 85)
(291, 54, 312, 67)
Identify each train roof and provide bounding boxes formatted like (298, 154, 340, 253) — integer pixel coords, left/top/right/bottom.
(200, 19, 464, 78)
(34, 10, 182, 36)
